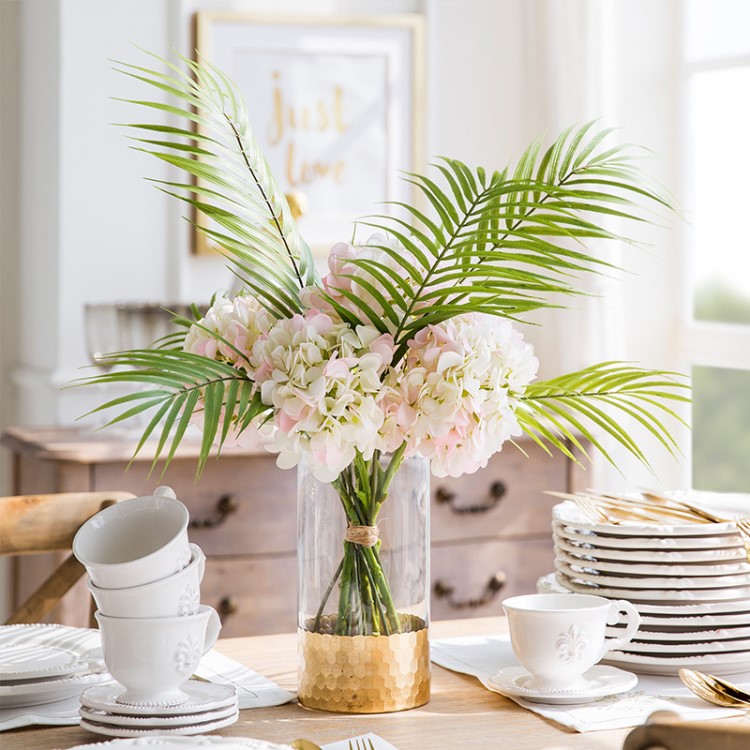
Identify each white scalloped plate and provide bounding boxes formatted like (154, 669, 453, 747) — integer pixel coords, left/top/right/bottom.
(68, 737, 292, 750)
(553, 501, 741, 536)
(554, 540, 750, 571)
(80, 709, 239, 738)
(555, 571, 750, 602)
(81, 681, 237, 716)
(0, 624, 103, 682)
(553, 558, 750, 589)
(603, 650, 750, 676)
(552, 521, 745, 551)
(538, 572, 750, 622)
(607, 623, 750, 642)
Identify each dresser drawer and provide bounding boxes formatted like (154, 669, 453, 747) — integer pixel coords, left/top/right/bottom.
(94, 455, 297, 557)
(431, 443, 570, 542)
(430, 538, 555, 621)
(202, 555, 297, 638)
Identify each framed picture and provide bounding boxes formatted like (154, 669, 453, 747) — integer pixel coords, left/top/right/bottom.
(193, 11, 425, 256)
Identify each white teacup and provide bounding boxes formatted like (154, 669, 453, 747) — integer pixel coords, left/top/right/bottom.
(88, 543, 205, 618)
(96, 605, 221, 706)
(502, 593, 641, 690)
(73, 486, 191, 589)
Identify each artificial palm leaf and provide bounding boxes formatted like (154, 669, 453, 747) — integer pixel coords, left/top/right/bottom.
(517, 362, 690, 471)
(75, 349, 267, 478)
(351, 123, 673, 362)
(113, 50, 318, 316)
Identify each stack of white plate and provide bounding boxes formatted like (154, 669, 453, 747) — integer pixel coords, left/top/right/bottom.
(545, 493, 750, 676)
(79, 681, 239, 737)
(0, 624, 110, 708)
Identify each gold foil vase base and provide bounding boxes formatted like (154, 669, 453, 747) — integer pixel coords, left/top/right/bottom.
(298, 618, 430, 713)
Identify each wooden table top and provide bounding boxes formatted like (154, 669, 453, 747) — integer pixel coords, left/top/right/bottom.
(1, 617, 639, 750)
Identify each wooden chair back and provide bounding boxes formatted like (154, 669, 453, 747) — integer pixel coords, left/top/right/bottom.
(0, 491, 135, 625)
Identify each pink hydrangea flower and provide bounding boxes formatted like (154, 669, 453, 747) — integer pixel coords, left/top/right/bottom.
(381, 314, 539, 477)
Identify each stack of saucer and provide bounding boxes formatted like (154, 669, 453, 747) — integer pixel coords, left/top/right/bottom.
(73, 486, 237, 736)
(544, 492, 750, 676)
(79, 680, 238, 737)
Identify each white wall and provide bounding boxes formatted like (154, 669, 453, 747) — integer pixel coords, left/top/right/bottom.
(1, 0, 690, 493)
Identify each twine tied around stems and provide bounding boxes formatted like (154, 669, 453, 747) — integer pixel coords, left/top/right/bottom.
(345, 524, 380, 548)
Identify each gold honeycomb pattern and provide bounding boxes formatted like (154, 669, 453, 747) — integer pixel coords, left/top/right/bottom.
(297, 625, 430, 713)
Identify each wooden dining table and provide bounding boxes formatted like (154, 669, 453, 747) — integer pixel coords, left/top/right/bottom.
(0, 616, 734, 750)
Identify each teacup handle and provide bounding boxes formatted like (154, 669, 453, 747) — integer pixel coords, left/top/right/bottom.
(599, 599, 641, 659)
(201, 606, 222, 654)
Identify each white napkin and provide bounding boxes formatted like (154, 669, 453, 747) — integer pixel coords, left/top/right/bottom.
(194, 648, 294, 709)
(322, 734, 398, 750)
(431, 634, 748, 733)
(0, 646, 293, 731)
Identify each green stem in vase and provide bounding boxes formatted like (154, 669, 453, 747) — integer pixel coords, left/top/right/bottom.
(329, 449, 408, 637)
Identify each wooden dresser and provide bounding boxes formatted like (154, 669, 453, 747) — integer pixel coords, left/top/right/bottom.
(1, 426, 586, 635)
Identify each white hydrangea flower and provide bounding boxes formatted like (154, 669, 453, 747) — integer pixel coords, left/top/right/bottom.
(250, 312, 395, 482)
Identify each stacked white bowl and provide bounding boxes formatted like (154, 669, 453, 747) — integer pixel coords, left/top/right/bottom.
(72, 486, 237, 736)
(541, 492, 750, 676)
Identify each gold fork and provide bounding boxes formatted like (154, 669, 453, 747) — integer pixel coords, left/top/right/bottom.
(348, 739, 376, 750)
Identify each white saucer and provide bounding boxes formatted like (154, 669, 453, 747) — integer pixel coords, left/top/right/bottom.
(68, 737, 291, 750)
(79, 703, 238, 728)
(81, 681, 237, 716)
(79, 709, 239, 737)
(487, 664, 638, 705)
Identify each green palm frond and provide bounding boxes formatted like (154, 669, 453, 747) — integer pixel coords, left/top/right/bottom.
(516, 362, 690, 473)
(347, 122, 673, 360)
(73, 350, 268, 479)
(113, 50, 318, 316)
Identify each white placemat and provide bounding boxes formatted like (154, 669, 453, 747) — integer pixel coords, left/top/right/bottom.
(0, 645, 294, 732)
(431, 634, 748, 733)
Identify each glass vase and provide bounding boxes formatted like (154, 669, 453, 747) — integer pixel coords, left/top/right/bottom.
(297, 452, 431, 713)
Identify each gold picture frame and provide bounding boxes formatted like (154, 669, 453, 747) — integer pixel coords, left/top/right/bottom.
(192, 11, 425, 256)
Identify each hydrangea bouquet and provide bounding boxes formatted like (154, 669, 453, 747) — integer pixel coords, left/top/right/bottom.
(79, 52, 688, 637)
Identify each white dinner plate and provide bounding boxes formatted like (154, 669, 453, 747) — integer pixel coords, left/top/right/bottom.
(553, 501, 741, 537)
(619, 637, 750, 655)
(0, 670, 112, 708)
(487, 664, 638, 705)
(80, 709, 239, 738)
(539, 572, 750, 620)
(81, 681, 237, 716)
(607, 624, 750, 642)
(554, 544, 750, 574)
(552, 522, 745, 551)
(603, 649, 750, 676)
(0, 624, 103, 681)
(68, 736, 292, 750)
(555, 571, 750, 602)
(553, 559, 750, 589)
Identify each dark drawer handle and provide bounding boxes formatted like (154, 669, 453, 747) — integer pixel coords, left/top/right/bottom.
(435, 481, 506, 514)
(190, 494, 238, 529)
(217, 595, 239, 620)
(433, 572, 507, 609)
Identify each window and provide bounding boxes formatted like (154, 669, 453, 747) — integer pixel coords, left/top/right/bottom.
(682, 0, 750, 491)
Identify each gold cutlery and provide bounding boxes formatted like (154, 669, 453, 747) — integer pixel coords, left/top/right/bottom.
(348, 740, 376, 750)
(679, 668, 750, 707)
(291, 740, 323, 750)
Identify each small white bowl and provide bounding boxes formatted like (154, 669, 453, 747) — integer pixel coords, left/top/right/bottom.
(88, 544, 205, 618)
(73, 486, 190, 589)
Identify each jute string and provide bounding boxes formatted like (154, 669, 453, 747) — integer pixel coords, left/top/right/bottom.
(345, 524, 380, 548)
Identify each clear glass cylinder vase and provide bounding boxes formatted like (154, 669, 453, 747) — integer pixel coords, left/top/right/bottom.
(297, 453, 431, 713)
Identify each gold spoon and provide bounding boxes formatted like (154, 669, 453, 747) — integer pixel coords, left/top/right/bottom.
(291, 741, 323, 750)
(679, 669, 750, 707)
